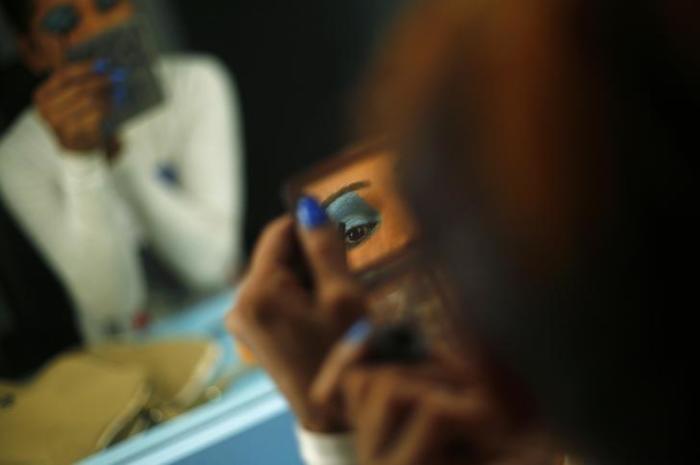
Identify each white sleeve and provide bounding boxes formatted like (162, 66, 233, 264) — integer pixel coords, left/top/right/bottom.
(113, 57, 244, 291)
(0, 115, 145, 342)
(296, 427, 357, 465)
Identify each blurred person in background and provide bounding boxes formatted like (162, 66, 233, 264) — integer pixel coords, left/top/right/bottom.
(229, 0, 694, 465)
(0, 0, 244, 347)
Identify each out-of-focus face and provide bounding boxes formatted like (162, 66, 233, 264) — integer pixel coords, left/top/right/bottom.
(302, 149, 419, 271)
(20, 0, 134, 72)
(361, 0, 681, 462)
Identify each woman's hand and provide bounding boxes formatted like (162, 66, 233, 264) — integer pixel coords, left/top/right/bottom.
(312, 337, 563, 465)
(227, 198, 366, 432)
(345, 367, 561, 465)
(34, 62, 111, 152)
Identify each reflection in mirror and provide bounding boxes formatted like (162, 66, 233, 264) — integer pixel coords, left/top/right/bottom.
(285, 146, 449, 339)
(1, 0, 411, 461)
(0, 0, 258, 462)
(288, 147, 420, 272)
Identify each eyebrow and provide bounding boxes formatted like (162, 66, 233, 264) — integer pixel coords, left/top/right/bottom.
(321, 181, 371, 207)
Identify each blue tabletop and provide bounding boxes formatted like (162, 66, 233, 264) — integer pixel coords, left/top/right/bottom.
(80, 290, 304, 465)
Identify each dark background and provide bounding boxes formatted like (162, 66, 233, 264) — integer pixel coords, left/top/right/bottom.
(171, 0, 408, 252)
(1, 0, 409, 253)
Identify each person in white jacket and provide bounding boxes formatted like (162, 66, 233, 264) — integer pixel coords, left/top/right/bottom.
(0, 0, 244, 343)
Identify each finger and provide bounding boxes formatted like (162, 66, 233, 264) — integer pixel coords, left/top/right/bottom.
(342, 368, 376, 427)
(231, 266, 309, 338)
(41, 77, 111, 112)
(355, 370, 428, 463)
(295, 195, 350, 283)
(339, 347, 462, 429)
(387, 390, 490, 465)
(229, 217, 310, 339)
(310, 320, 373, 409)
(248, 216, 296, 277)
(47, 94, 109, 128)
(35, 62, 100, 102)
(383, 397, 447, 465)
(58, 111, 104, 150)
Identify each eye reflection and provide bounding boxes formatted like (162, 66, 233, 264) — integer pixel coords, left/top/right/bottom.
(41, 5, 80, 35)
(325, 190, 381, 250)
(95, 0, 121, 12)
(343, 222, 379, 248)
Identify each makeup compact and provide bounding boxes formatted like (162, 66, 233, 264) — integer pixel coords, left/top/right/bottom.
(66, 18, 163, 135)
(284, 143, 450, 343)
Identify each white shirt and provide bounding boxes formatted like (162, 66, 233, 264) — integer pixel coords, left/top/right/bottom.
(296, 428, 357, 465)
(295, 428, 580, 465)
(0, 54, 244, 343)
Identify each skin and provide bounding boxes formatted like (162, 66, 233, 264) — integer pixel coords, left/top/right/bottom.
(303, 150, 419, 271)
(311, 336, 563, 465)
(230, 209, 564, 463)
(340, 375, 556, 465)
(227, 215, 366, 432)
(19, 0, 135, 152)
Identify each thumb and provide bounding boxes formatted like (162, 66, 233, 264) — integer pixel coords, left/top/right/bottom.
(295, 195, 350, 283)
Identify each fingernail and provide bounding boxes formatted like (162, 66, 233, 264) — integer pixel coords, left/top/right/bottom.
(93, 58, 110, 74)
(296, 196, 328, 229)
(109, 68, 128, 83)
(344, 319, 373, 345)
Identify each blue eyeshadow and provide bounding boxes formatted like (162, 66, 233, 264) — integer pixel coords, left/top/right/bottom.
(325, 191, 380, 226)
(325, 191, 382, 249)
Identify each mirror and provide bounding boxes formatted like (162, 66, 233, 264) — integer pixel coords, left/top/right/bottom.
(285, 145, 420, 273)
(284, 145, 448, 335)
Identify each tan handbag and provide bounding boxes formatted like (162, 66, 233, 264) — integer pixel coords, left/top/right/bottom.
(0, 339, 220, 465)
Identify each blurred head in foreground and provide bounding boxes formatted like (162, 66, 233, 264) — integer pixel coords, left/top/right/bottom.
(356, 0, 696, 463)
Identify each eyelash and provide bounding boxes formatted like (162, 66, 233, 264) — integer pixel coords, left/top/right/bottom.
(343, 221, 380, 249)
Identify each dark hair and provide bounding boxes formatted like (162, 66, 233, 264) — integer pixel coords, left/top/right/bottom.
(0, 0, 34, 34)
